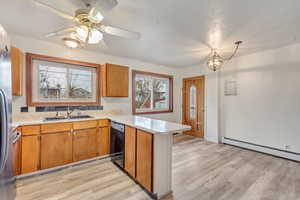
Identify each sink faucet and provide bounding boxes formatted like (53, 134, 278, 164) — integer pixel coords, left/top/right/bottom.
(66, 107, 74, 119)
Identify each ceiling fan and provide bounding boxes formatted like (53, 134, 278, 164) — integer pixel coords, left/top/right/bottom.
(30, 0, 141, 48)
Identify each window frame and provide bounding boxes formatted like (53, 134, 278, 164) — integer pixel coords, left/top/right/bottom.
(132, 70, 173, 115)
(26, 53, 101, 106)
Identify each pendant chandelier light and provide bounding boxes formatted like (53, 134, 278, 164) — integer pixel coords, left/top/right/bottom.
(207, 41, 242, 72)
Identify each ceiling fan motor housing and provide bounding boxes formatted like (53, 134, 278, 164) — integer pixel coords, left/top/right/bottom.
(75, 9, 92, 23)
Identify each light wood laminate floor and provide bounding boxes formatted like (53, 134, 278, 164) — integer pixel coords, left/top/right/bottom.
(16, 134, 300, 200)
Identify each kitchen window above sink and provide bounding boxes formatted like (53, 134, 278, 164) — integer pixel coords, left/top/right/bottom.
(26, 53, 101, 106)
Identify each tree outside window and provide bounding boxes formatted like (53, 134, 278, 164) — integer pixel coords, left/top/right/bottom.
(133, 70, 173, 114)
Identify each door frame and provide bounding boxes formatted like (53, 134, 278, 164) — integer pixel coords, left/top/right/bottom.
(182, 75, 205, 138)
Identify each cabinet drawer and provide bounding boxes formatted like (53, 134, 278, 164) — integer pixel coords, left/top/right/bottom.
(41, 123, 72, 134)
(99, 119, 109, 127)
(73, 120, 97, 130)
(22, 125, 40, 136)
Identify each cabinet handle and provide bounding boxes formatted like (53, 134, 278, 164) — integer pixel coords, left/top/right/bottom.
(12, 131, 21, 144)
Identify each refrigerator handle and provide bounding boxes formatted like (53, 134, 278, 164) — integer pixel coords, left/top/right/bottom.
(0, 89, 9, 173)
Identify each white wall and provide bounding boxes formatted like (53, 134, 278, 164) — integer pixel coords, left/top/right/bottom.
(12, 34, 300, 154)
(177, 42, 300, 151)
(177, 65, 219, 143)
(11, 34, 181, 122)
(219, 43, 300, 154)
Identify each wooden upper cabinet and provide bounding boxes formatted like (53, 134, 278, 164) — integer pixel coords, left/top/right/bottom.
(41, 132, 73, 170)
(125, 126, 136, 178)
(11, 46, 24, 96)
(136, 130, 153, 192)
(73, 128, 98, 162)
(101, 63, 129, 97)
(21, 135, 40, 174)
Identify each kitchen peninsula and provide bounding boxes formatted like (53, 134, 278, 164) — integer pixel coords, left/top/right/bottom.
(13, 115, 191, 199)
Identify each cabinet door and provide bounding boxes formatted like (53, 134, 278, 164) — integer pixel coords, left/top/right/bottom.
(11, 46, 23, 96)
(98, 127, 110, 156)
(41, 132, 73, 170)
(12, 129, 22, 176)
(125, 126, 136, 177)
(102, 64, 129, 97)
(73, 128, 98, 162)
(21, 135, 40, 174)
(136, 130, 153, 192)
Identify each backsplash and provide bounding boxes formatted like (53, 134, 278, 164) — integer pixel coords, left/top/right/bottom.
(34, 105, 103, 112)
(12, 108, 123, 123)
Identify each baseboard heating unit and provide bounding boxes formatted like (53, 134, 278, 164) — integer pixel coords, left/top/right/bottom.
(222, 137, 300, 162)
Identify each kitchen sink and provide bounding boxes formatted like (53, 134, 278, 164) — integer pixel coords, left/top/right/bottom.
(44, 115, 93, 121)
(69, 115, 93, 119)
(44, 116, 67, 121)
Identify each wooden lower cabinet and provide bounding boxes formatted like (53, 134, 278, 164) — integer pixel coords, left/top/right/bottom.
(17, 120, 111, 175)
(124, 126, 136, 177)
(12, 129, 22, 176)
(21, 135, 40, 174)
(73, 128, 98, 162)
(136, 130, 153, 192)
(98, 127, 110, 156)
(41, 132, 73, 170)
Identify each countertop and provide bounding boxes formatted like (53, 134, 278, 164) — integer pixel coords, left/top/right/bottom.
(12, 115, 191, 135)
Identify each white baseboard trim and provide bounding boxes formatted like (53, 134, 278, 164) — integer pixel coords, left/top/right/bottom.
(222, 137, 300, 162)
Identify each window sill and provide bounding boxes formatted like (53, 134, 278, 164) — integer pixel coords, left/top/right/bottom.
(133, 110, 173, 115)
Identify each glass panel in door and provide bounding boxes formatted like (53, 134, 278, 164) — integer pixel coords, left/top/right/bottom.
(189, 85, 197, 120)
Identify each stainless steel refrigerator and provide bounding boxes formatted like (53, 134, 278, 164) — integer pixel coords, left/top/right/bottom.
(0, 24, 16, 200)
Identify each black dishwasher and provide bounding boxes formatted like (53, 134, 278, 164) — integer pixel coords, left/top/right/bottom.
(110, 121, 125, 168)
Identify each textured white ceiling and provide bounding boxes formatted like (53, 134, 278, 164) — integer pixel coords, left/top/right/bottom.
(1, 0, 300, 67)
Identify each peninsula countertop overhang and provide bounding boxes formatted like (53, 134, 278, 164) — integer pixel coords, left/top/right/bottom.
(12, 115, 191, 134)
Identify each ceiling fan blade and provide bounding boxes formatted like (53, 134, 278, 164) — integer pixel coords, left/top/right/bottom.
(31, 0, 74, 20)
(88, 7, 104, 23)
(45, 26, 77, 38)
(100, 25, 141, 40)
(95, 0, 118, 11)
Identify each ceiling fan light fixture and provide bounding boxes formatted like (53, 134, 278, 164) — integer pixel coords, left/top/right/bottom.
(75, 25, 89, 42)
(207, 49, 223, 72)
(88, 7, 104, 24)
(88, 28, 103, 44)
(62, 37, 81, 49)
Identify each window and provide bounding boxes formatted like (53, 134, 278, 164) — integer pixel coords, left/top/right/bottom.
(132, 70, 173, 114)
(27, 53, 100, 106)
(189, 85, 197, 120)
